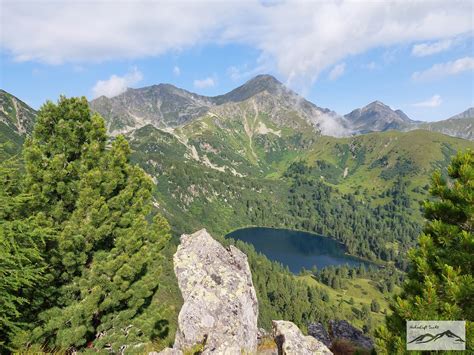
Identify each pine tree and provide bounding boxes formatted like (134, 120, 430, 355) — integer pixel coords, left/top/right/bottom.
(376, 150, 474, 353)
(0, 157, 52, 352)
(370, 300, 380, 313)
(8, 97, 171, 352)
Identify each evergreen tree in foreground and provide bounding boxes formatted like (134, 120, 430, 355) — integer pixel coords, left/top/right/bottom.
(376, 150, 474, 353)
(6, 97, 171, 352)
(0, 157, 51, 353)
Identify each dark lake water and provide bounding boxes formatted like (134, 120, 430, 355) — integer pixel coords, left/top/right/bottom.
(226, 227, 368, 273)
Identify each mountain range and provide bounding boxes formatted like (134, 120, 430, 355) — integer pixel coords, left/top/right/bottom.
(89, 75, 345, 137)
(1, 75, 473, 142)
(89, 74, 473, 140)
(1, 75, 473, 264)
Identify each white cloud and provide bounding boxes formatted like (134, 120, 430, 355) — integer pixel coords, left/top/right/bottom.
(413, 95, 442, 107)
(92, 67, 143, 98)
(1, 1, 473, 84)
(193, 76, 216, 89)
(328, 63, 345, 80)
(412, 57, 474, 81)
(363, 61, 377, 70)
(173, 66, 181, 76)
(411, 39, 454, 57)
(227, 62, 268, 81)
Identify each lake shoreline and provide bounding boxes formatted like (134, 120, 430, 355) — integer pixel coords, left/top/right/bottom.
(225, 226, 376, 273)
(223, 224, 380, 267)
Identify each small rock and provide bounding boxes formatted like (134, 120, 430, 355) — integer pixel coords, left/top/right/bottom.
(308, 322, 331, 347)
(329, 320, 374, 350)
(258, 327, 269, 340)
(272, 320, 332, 355)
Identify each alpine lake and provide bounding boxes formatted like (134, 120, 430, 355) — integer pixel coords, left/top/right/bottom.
(226, 227, 369, 273)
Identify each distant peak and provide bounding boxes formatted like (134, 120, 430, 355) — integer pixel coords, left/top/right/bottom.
(240, 74, 284, 92)
(212, 74, 286, 104)
(449, 107, 474, 119)
(248, 74, 282, 84)
(367, 100, 388, 108)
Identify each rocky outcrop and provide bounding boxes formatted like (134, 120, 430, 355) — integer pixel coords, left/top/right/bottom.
(329, 320, 374, 350)
(272, 321, 332, 355)
(307, 320, 374, 351)
(172, 229, 258, 354)
(308, 322, 331, 347)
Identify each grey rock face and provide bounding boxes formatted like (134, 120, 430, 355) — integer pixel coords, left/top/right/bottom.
(345, 100, 413, 133)
(272, 320, 332, 355)
(90, 84, 213, 135)
(449, 107, 474, 120)
(173, 229, 258, 354)
(308, 322, 331, 347)
(329, 320, 374, 350)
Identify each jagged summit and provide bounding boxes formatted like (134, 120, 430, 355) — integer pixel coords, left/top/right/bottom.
(212, 74, 285, 104)
(449, 107, 474, 120)
(89, 82, 213, 133)
(345, 100, 413, 133)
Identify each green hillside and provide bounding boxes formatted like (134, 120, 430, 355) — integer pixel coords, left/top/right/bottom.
(0, 90, 36, 159)
(128, 123, 472, 265)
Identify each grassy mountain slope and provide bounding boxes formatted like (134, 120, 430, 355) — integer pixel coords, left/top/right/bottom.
(0, 90, 35, 159)
(298, 130, 470, 196)
(414, 113, 473, 141)
(129, 122, 472, 265)
(0, 89, 36, 135)
(299, 275, 401, 330)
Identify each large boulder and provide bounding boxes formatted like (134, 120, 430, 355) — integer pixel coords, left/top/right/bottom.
(173, 229, 258, 354)
(329, 320, 374, 350)
(308, 322, 331, 347)
(272, 321, 332, 355)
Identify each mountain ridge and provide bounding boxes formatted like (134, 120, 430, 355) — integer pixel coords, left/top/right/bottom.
(88, 75, 473, 140)
(412, 107, 474, 140)
(90, 74, 348, 137)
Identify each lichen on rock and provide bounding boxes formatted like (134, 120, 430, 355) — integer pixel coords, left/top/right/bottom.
(172, 229, 258, 354)
(272, 320, 332, 355)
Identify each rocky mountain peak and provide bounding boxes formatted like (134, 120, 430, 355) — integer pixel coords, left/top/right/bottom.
(212, 74, 285, 104)
(366, 100, 387, 108)
(449, 107, 474, 120)
(345, 100, 413, 133)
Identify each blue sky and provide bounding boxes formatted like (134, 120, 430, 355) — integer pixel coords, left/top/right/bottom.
(1, 1, 473, 122)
